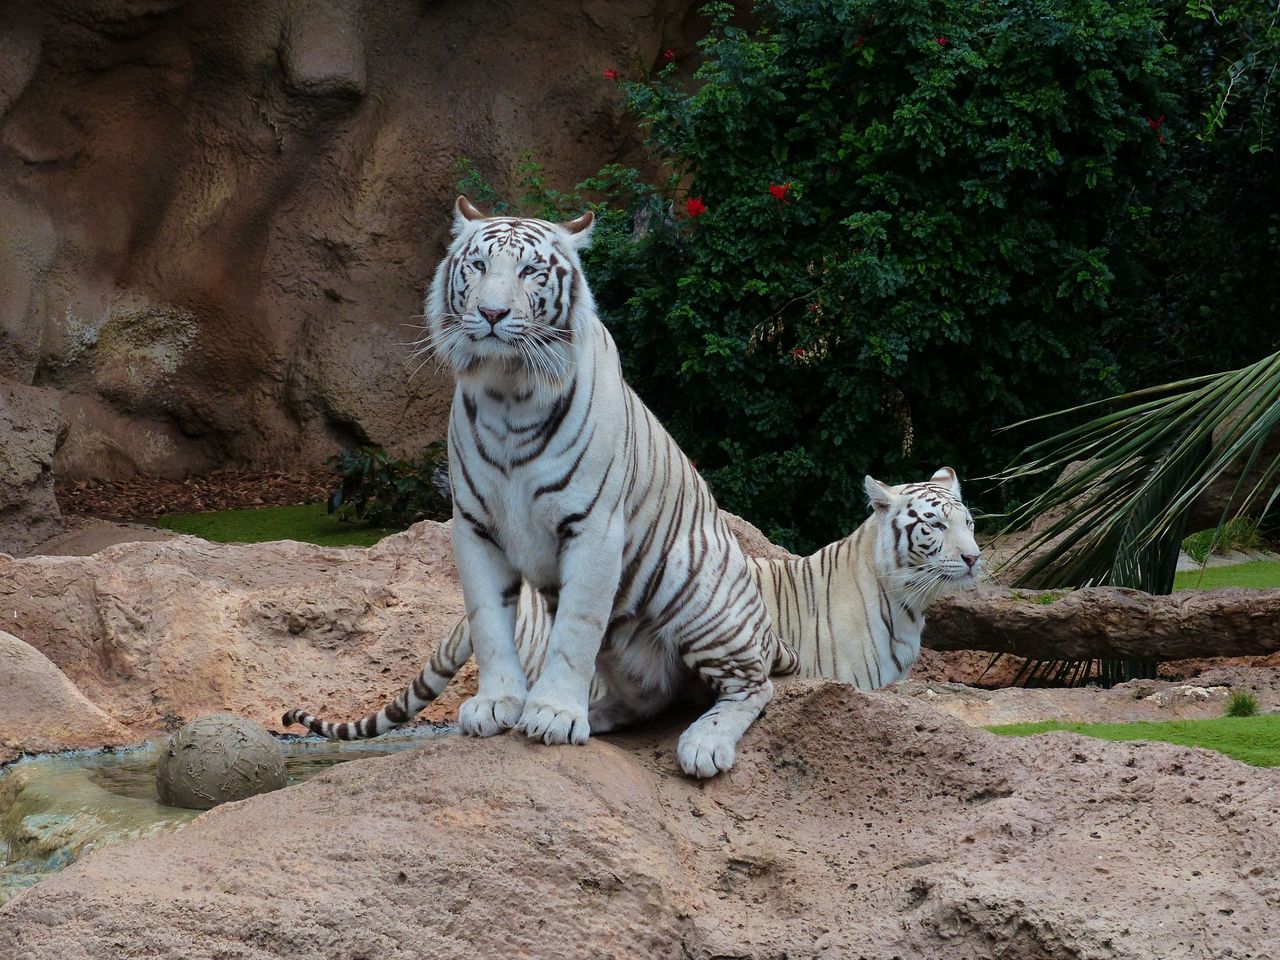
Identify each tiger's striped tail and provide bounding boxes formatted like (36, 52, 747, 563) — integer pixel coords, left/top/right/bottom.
(281, 619, 473, 740)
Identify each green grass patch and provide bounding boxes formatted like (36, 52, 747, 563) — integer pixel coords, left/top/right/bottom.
(153, 503, 399, 547)
(988, 714, 1280, 767)
(1173, 559, 1280, 591)
(1181, 518, 1266, 564)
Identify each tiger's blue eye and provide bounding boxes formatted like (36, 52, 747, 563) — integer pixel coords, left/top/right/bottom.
(520, 265, 539, 279)
(470, 259, 486, 273)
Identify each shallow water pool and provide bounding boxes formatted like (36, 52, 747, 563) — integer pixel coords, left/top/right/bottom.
(0, 727, 449, 905)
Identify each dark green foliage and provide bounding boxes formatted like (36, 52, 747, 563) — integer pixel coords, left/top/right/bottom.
(593, 0, 1182, 549)
(461, 0, 1279, 553)
(327, 443, 450, 529)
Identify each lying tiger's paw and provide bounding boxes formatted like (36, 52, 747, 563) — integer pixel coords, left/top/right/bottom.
(677, 723, 737, 778)
(516, 700, 590, 746)
(458, 695, 524, 737)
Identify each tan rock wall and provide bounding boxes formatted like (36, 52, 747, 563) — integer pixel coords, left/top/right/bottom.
(0, 379, 65, 555)
(0, 0, 697, 480)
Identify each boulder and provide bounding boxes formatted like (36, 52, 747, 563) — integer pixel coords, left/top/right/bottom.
(1, 681, 1275, 958)
(0, 521, 468, 735)
(0, 630, 130, 764)
(0, 379, 66, 556)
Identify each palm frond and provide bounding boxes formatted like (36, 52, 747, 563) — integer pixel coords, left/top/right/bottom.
(996, 350, 1280, 591)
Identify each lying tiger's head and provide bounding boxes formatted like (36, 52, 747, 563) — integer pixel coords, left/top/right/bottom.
(422, 196, 594, 382)
(865, 467, 981, 588)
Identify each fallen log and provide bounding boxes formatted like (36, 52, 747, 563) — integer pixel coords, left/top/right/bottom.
(924, 586, 1280, 661)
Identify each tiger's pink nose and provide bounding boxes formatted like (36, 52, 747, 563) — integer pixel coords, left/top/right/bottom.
(962, 553, 980, 570)
(479, 306, 510, 327)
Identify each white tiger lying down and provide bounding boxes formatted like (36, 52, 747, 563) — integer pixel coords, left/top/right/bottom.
(284, 466, 982, 749)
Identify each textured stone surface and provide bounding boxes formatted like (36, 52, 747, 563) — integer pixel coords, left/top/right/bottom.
(0, 379, 65, 556)
(0, 0, 698, 479)
(0, 521, 468, 734)
(0, 630, 130, 765)
(1, 682, 1276, 959)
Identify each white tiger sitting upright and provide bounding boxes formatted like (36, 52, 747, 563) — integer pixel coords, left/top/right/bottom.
(383, 196, 795, 778)
(284, 467, 981, 743)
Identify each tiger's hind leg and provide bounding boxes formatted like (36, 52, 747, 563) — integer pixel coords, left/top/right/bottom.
(675, 621, 777, 778)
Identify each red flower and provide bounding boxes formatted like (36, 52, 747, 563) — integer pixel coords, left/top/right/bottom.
(1147, 114, 1166, 131)
(792, 347, 809, 359)
(769, 182, 792, 203)
(603, 68, 621, 81)
(852, 34, 866, 50)
(685, 196, 707, 218)
(935, 36, 949, 46)
(663, 49, 675, 62)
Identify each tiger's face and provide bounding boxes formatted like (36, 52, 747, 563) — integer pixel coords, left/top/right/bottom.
(423, 196, 594, 382)
(866, 467, 981, 586)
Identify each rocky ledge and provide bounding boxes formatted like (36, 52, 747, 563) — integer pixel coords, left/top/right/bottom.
(1, 681, 1276, 959)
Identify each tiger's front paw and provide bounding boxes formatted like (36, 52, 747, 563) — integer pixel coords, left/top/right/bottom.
(516, 700, 590, 746)
(676, 723, 737, 778)
(458, 695, 525, 737)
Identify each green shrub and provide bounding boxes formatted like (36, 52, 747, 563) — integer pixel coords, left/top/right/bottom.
(1181, 518, 1267, 564)
(1224, 691, 1260, 718)
(462, 0, 1280, 552)
(327, 443, 450, 529)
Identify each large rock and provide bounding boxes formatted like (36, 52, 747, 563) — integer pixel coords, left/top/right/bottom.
(0, 630, 130, 764)
(0, 379, 65, 555)
(1, 682, 1275, 958)
(0, 521, 468, 734)
(0, 0, 698, 479)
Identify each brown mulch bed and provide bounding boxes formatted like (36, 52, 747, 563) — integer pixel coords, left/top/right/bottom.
(57, 469, 335, 521)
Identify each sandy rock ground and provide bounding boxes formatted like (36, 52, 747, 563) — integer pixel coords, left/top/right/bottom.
(900, 676, 1280, 726)
(1, 681, 1275, 959)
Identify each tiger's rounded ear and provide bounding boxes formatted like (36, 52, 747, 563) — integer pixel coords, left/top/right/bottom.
(453, 195, 486, 235)
(559, 210, 595, 250)
(865, 475, 894, 512)
(930, 466, 961, 496)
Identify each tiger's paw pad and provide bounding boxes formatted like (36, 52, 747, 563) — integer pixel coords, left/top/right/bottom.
(458, 695, 525, 737)
(677, 727, 737, 779)
(516, 701, 590, 746)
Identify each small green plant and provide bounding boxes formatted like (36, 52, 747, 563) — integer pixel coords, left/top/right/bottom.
(1181, 518, 1267, 565)
(327, 443, 450, 529)
(1224, 691, 1260, 718)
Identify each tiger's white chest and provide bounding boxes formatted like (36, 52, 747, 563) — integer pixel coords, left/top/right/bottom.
(453, 386, 618, 590)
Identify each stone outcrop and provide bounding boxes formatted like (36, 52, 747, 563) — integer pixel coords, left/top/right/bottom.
(0, 379, 65, 556)
(0, 522, 469, 735)
(1, 682, 1275, 959)
(0, 0, 698, 480)
(0, 631, 130, 765)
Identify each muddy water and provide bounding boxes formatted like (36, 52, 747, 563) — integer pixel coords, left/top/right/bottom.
(0, 728, 449, 905)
